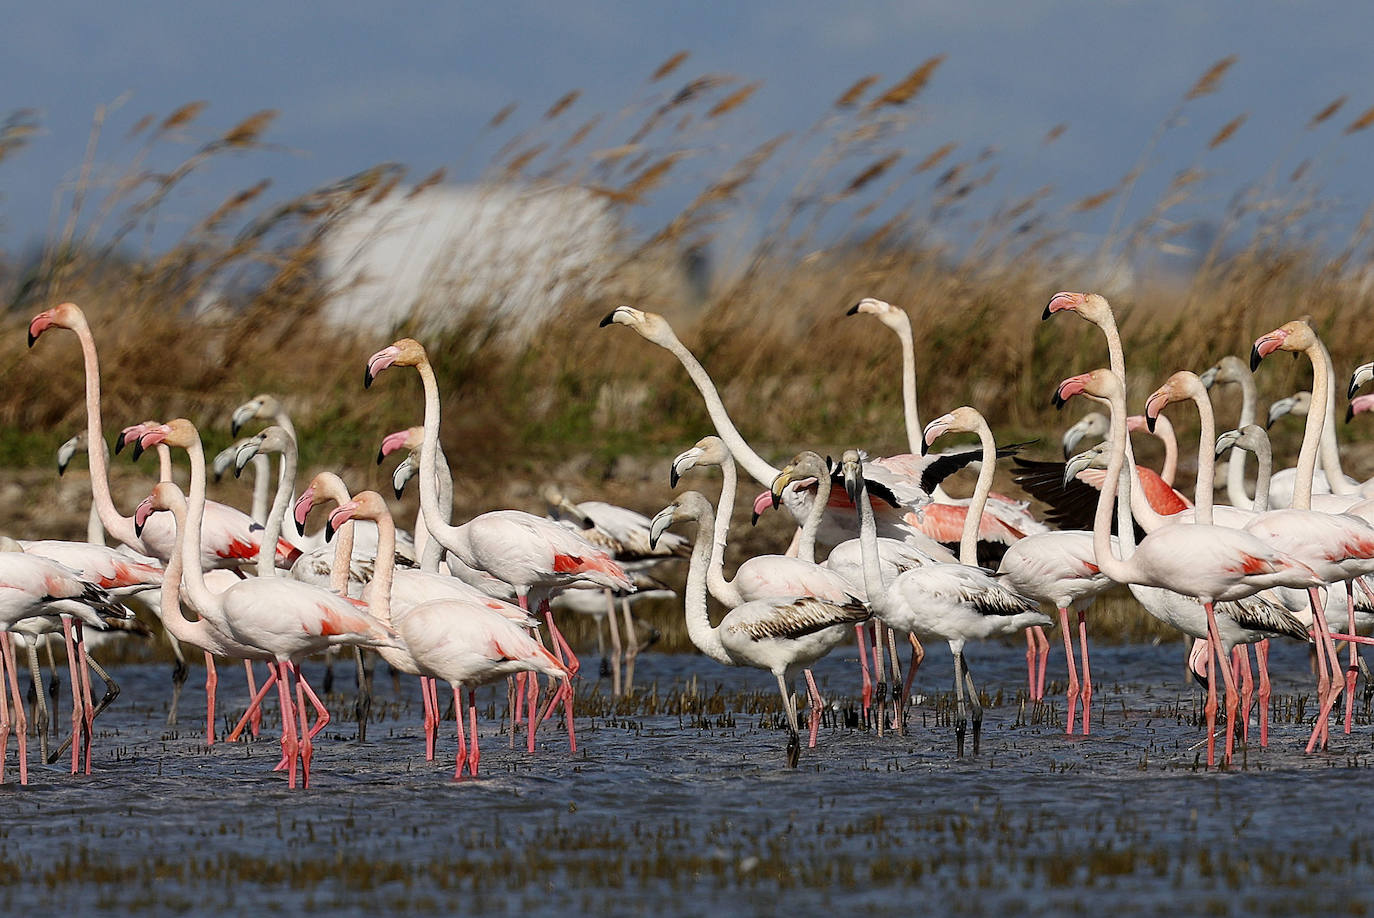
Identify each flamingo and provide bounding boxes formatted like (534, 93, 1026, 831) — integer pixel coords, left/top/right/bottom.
(0, 550, 130, 781)
(1199, 355, 1261, 508)
(132, 418, 403, 788)
(1055, 368, 1322, 766)
(542, 483, 688, 695)
(841, 415, 1049, 757)
(326, 491, 568, 778)
(1266, 391, 1352, 504)
(365, 338, 634, 751)
(649, 490, 870, 767)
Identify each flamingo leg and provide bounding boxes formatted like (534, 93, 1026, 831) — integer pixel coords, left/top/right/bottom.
(1036, 625, 1051, 702)
(900, 633, 924, 714)
(353, 648, 372, 743)
(872, 623, 887, 737)
(204, 653, 218, 746)
(227, 665, 279, 743)
(24, 638, 49, 763)
(953, 650, 968, 758)
(1256, 639, 1271, 747)
(1078, 611, 1093, 736)
(1237, 646, 1254, 746)
(855, 624, 873, 722)
(166, 635, 187, 727)
(1306, 587, 1344, 752)
(1059, 607, 1080, 735)
(1200, 607, 1220, 768)
(0, 636, 10, 784)
(423, 676, 438, 761)
(59, 619, 82, 774)
(295, 667, 331, 741)
(962, 654, 983, 755)
(604, 590, 622, 697)
(1345, 582, 1360, 735)
(526, 665, 540, 755)
(276, 662, 299, 788)
(885, 627, 904, 732)
(1024, 629, 1037, 701)
(75, 623, 94, 775)
(294, 664, 313, 789)
(775, 671, 801, 768)
(620, 596, 639, 693)
(243, 661, 262, 738)
(1, 634, 25, 784)
(803, 669, 823, 748)
(468, 689, 480, 776)
(1204, 603, 1239, 766)
(453, 685, 467, 779)
(540, 601, 577, 753)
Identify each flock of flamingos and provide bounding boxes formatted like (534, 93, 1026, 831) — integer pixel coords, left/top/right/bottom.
(4, 292, 1374, 788)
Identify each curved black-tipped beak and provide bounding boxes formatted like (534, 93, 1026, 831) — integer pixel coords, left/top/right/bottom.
(845, 302, 861, 316)
(113, 431, 128, 454)
(233, 463, 244, 480)
(230, 419, 242, 437)
(920, 437, 929, 456)
(669, 466, 680, 489)
(296, 516, 307, 537)
(1352, 381, 1362, 401)
(363, 369, 375, 389)
(1348, 404, 1356, 424)
(134, 517, 146, 538)
(325, 518, 337, 542)
(393, 483, 406, 500)
(1041, 302, 1053, 321)
(1249, 344, 1263, 372)
(27, 330, 37, 349)
(1145, 414, 1157, 433)
(376, 447, 387, 466)
(750, 509, 761, 526)
(1051, 389, 1067, 410)
(598, 311, 617, 328)
(130, 440, 146, 462)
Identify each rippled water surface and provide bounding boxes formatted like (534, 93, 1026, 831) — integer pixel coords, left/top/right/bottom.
(3, 640, 1373, 915)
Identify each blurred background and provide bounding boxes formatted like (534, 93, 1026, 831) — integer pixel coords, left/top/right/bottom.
(4, 2, 1374, 646)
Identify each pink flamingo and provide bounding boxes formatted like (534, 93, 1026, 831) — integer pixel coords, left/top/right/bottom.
(327, 491, 569, 778)
(365, 338, 634, 753)
(132, 419, 401, 789)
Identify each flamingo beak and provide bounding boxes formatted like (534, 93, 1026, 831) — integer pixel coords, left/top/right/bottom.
(293, 485, 316, 537)
(770, 467, 794, 510)
(921, 416, 953, 455)
(648, 505, 675, 549)
(1143, 391, 1167, 433)
(845, 301, 863, 316)
(364, 346, 400, 389)
(27, 312, 53, 348)
(134, 496, 155, 537)
(1250, 330, 1286, 371)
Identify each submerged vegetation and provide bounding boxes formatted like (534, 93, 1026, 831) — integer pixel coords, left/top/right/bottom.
(3, 53, 1374, 648)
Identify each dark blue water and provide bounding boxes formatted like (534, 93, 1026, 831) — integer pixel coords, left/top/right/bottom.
(2, 639, 1371, 916)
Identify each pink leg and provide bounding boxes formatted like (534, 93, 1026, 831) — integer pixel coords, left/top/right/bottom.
(275, 662, 298, 788)
(513, 672, 527, 727)
(423, 676, 438, 761)
(1201, 606, 1220, 768)
(1024, 629, 1037, 700)
(507, 675, 519, 748)
(294, 665, 313, 789)
(1306, 588, 1345, 752)
(75, 624, 94, 775)
(540, 602, 578, 753)
(1204, 604, 1239, 765)
(468, 689, 480, 776)
(900, 634, 924, 709)
(1037, 626, 1051, 702)
(1236, 646, 1254, 745)
(61, 619, 83, 775)
(204, 653, 218, 746)
(0, 638, 9, 785)
(453, 686, 467, 779)
(803, 669, 822, 748)
(244, 661, 262, 738)
(872, 623, 887, 736)
(526, 667, 540, 754)
(1256, 639, 1271, 747)
(227, 665, 278, 742)
(0, 634, 24, 785)
(295, 669, 332, 741)
(1058, 608, 1079, 735)
(855, 624, 873, 717)
(1077, 611, 1093, 736)
(1345, 582, 1359, 735)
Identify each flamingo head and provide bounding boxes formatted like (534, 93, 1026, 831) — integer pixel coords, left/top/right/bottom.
(364, 338, 426, 388)
(770, 451, 827, 511)
(1143, 370, 1203, 433)
(295, 472, 351, 536)
(599, 306, 676, 346)
(649, 491, 711, 549)
(838, 449, 865, 507)
(130, 418, 197, 460)
(230, 394, 283, 436)
(669, 435, 729, 488)
(1349, 361, 1374, 400)
(1266, 391, 1311, 429)
(1250, 319, 1314, 371)
(293, 482, 318, 536)
(377, 427, 422, 465)
(1042, 291, 1112, 324)
(1215, 425, 1268, 458)
(116, 420, 160, 458)
(390, 453, 416, 499)
(1062, 412, 1108, 458)
(1348, 394, 1374, 424)
(1063, 443, 1109, 487)
(846, 297, 909, 333)
(326, 490, 388, 542)
(27, 302, 85, 348)
(56, 432, 87, 477)
(233, 425, 293, 478)
(135, 481, 183, 537)
(1053, 368, 1118, 409)
(922, 406, 982, 454)
(1198, 354, 1248, 391)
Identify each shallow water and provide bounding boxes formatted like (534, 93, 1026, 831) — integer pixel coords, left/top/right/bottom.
(3, 639, 1373, 916)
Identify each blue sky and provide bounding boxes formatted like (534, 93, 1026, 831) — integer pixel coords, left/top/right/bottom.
(4, 2, 1374, 261)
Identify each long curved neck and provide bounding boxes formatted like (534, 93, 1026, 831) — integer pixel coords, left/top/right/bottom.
(854, 466, 890, 617)
(796, 478, 828, 563)
(1094, 387, 1143, 585)
(179, 432, 224, 619)
(415, 443, 453, 572)
(71, 319, 139, 547)
(707, 458, 744, 607)
(1250, 441, 1272, 512)
(891, 314, 922, 454)
(415, 359, 464, 553)
(658, 330, 780, 487)
(1227, 374, 1256, 508)
(682, 505, 733, 666)
(249, 454, 271, 523)
(364, 509, 396, 627)
(1153, 415, 1178, 485)
(1293, 339, 1330, 510)
(256, 437, 297, 578)
(1186, 390, 1217, 525)
(959, 418, 997, 565)
(1317, 339, 1353, 494)
(158, 498, 210, 645)
(1094, 309, 1166, 531)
